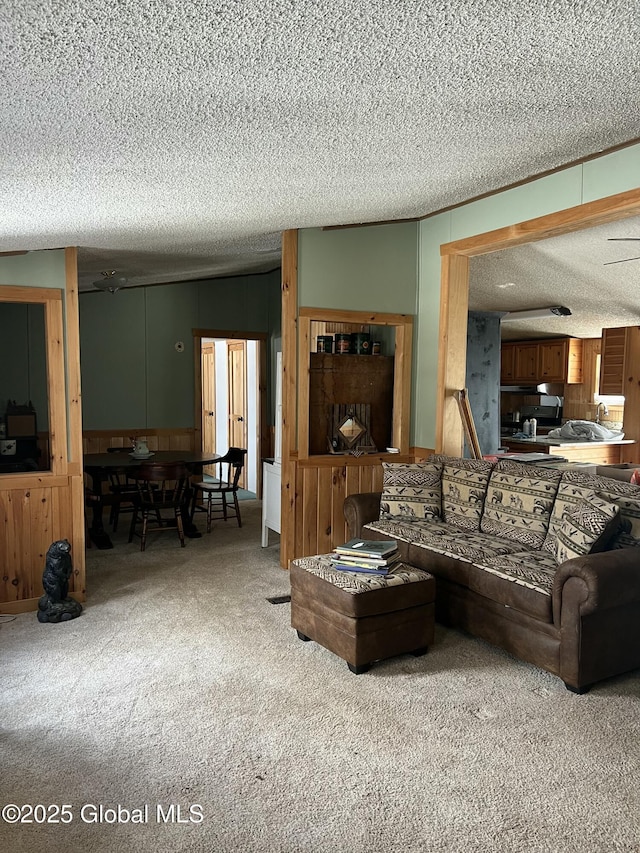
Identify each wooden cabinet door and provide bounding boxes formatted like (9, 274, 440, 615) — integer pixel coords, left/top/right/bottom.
(539, 340, 567, 382)
(201, 342, 217, 476)
(500, 343, 516, 383)
(600, 327, 627, 395)
(227, 340, 247, 488)
(514, 343, 538, 382)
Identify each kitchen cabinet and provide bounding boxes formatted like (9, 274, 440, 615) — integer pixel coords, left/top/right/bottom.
(501, 438, 632, 465)
(538, 338, 583, 383)
(501, 337, 583, 384)
(514, 342, 539, 382)
(599, 326, 640, 396)
(500, 342, 515, 383)
(599, 326, 640, 464)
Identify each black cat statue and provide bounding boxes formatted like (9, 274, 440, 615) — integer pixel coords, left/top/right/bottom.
(37, 539, 83, 623)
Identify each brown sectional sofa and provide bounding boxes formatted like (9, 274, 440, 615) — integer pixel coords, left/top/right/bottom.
(343, 455, 640, 693)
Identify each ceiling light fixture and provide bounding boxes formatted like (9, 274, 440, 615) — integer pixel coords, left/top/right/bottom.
(502, 305, 571, 322)
(92, 270, 127, 293)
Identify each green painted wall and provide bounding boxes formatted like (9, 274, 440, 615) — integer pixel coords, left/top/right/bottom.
(79, 270, 281, 430)
(298, 223, 418, 314)
(415, 144, 640, 450)
(583, 145, 640, 202)
(0, 249, 66, 288)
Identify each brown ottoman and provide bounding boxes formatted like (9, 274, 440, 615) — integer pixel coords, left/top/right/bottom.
(290, 554, 436, 674)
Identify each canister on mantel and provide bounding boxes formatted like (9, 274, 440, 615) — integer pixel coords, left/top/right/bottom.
(334, 333, 351, 354)
(316, 335, 333, 353)
(351, 332, 371, 354)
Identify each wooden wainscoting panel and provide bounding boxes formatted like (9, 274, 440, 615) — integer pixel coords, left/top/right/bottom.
(82, 428, 196, 454)
(316, 466, 334, 555)
(288, 455, 388, 560)
(2, 489, 30, 601)
(301, 466, 319, 557)
(345, 464, 362, 500)
(360, 462, 384, 494)
(0, 480, 78, 611)
(331, 465, 348, 549)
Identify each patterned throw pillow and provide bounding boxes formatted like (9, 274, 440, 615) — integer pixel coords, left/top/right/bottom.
(438, 458, 494, 532)
(480, 459, 562, 549)
(555, 495, 621, 564)
(379, 461, 443, 523)
(543, 482, 605, 555)
(556, 470, 640, 549)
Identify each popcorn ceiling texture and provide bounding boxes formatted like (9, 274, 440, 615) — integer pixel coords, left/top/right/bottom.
(1, 1, 639, 289)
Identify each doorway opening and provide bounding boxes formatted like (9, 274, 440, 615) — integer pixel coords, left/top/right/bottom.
(436, 188, 640, 457)
(193, 329, 268, 498)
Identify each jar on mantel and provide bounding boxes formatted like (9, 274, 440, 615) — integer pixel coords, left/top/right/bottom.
(334, 333, 351, 354)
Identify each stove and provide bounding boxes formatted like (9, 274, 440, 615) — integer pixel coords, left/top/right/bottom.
(501, 403, 563, 437)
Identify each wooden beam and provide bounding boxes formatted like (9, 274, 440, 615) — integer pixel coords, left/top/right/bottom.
(441, 186, 640, 258)
(281, 229, 298, 568)
(436, 254, 468, 456)
(296, 316, 311, 461)
(392, 320, 413, 453)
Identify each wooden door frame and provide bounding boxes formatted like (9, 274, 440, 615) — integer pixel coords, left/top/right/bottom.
(436, 187, 640, 456)
(192, 328, 268, 494)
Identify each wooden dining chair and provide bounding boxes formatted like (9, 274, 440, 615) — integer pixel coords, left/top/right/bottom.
(190, 448, 247, 533)
(128, 461, 189, 550)
(84, 487, 102, 548)
(106, 446, 138, 532)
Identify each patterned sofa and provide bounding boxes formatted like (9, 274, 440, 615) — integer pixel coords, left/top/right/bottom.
(343, 455, 640, 693)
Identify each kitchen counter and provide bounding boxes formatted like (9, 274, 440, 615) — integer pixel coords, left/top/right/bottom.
(501, 437, 636, 465)
(503, 437, 634, 448)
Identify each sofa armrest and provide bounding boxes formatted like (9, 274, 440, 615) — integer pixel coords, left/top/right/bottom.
(343, 492, 382, 538)
(552, 547, 640, 624)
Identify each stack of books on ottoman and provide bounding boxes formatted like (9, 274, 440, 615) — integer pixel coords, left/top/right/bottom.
(330, 538, 400, 576)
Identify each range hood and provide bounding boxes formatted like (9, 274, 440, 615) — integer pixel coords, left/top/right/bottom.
(500, 383, 554, 393)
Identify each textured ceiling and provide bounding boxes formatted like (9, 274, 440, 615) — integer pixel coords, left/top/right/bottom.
(470, 215, 640, 339)
(1, 1, 640, 296)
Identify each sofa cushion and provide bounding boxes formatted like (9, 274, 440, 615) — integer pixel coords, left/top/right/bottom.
(366, 518, 521, 564)
(431, 455, 494, 532)
(480, 460, 562, 549)
(379, 461, 442, 523)
(547, 470, 640, 551)
(555, 494, 622, 563)
(471, 551, 559, 622)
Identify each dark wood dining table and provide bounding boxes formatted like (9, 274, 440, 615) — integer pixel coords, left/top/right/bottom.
(83, 450, 221, 549)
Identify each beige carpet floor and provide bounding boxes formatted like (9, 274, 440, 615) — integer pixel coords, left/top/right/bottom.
(1, 501, 640, 853)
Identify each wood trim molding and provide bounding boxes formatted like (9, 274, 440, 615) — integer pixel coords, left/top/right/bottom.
(281, 229, 298, 568)
(393, 321, 413, 453)
(192, 328, 268, 341)
(295, 308, 414, 463)
(436, 187, 640, 455)
(296, 316, 311, 461)
(0, 285, 62, 302)
(436, 254, 469, 456)
(298, 307, 412, 325)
